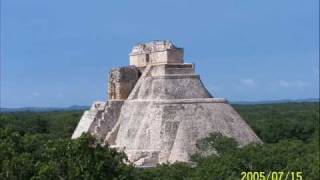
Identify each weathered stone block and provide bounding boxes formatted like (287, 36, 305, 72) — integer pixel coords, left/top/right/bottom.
(108, 66, 140, 100)
(130, 40, 184, 67)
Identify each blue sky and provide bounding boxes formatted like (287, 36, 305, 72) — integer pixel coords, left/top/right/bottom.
(1, 0, 319, 108)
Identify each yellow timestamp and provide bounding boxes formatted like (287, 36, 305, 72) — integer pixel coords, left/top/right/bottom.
(241, 172, 303, 180)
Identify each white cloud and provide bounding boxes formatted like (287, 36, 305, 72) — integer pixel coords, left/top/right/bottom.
(294, 80, 308, 88)
(274, 80, 308, 88)
(279, 80, 290, 87)
(240, 78, 256, 86)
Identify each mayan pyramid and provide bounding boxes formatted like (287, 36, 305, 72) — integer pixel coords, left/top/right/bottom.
(72, 40, 261, 167)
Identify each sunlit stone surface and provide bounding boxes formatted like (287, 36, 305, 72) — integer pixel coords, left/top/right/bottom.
(72, 41, 262, 167)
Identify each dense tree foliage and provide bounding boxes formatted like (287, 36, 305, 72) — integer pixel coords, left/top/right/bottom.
(0, 129, 136, 179)
(235, 103, 319, 143)
(0, 111, 81, 138)
(0, 103, 319, 179)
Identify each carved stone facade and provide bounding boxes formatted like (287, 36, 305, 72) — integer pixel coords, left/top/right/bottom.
(129, 40, 184, 67)
(108, 66, 140, 100)
(72, 40, 262, 167)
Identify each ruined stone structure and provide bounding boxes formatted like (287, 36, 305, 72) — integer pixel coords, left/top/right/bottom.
(108, 66, 140, 100)
(129, 40, 184, 67)
(72, 40, 261, 167)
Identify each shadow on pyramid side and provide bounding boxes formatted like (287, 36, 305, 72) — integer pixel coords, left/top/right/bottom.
(72, 40, 262, 167)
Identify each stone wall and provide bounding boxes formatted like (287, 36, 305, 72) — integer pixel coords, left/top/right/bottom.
(72, 100, 125, 141)
(148, 49, 184, 64)
(129, 41, 184, 67)
(108, 66, 140, 100)
(91, 100, 124, 140)
(71, 101, 106, 139)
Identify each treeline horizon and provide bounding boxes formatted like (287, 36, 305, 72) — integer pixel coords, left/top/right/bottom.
(0, 102, 319, 179)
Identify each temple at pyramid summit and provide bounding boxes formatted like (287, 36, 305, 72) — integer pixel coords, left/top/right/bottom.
(72, 40, 262, 167)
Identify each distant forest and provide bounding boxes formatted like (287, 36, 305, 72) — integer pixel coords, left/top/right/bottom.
(0, 102, 319, 179)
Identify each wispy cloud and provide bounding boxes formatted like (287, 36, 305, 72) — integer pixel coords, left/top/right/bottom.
(272, 80, 308, 88)
(278, 80, 290, 87)
(240, 78, 256, 87)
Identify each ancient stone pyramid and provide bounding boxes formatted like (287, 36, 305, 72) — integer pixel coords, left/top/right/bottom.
(72, 40, 261, 167)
